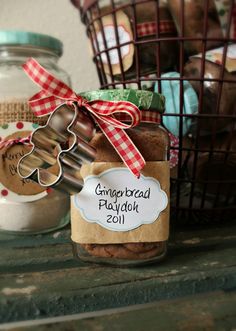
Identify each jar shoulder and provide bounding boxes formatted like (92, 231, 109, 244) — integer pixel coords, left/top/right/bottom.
(0, 62, 70, 100)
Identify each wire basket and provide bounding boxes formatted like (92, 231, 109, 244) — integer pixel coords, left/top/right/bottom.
(72, 0, 236, 226)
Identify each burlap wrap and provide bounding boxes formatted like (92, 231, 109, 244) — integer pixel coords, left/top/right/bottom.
(0, 101, 46, 125)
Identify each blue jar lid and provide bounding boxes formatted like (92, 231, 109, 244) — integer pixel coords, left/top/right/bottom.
(155, 72, 198, 137)
(0, 30, 63, 56)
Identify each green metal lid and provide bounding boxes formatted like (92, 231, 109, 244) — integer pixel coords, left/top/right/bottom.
(0, 30, 63, 56)
(81, 89, 165, 112)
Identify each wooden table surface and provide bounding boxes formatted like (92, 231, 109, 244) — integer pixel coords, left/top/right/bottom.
(0, 224, 235, 330)
(1, 291, 236, 331)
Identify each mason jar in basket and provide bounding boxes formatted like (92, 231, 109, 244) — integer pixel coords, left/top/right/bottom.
(72, 0, 236, 225)
(0, 30, 71, 234)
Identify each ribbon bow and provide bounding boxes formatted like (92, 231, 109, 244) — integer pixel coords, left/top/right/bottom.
(22, 58, 145, 178)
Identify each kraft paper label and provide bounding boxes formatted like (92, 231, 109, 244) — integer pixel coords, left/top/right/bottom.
(93, 10, 134, 75)
(71, 161, 170, 244)
(0, 122, 47, 202)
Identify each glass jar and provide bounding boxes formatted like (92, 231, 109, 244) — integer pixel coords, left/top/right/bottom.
(0, 30, 71, 234)
(184, 48, 236, 133)
(71, 89, 170, 266)
(72, 0, 178, 81)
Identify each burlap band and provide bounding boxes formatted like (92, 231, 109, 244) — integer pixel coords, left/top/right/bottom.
(0, 101, 46, 126)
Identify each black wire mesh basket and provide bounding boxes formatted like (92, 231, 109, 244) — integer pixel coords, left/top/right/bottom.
(72, 0, 236, 226)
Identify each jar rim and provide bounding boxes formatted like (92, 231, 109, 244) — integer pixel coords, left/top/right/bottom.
(80, 89, 165, 113)
(0, 30, 63, 57)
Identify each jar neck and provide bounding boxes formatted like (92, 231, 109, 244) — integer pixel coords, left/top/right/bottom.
(0, 46, 59, 65)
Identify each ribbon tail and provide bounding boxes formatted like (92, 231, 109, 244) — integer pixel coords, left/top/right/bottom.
(22, 58, 77, 100)
(29, 95, 66, 117)
(96, 118, 145, 178)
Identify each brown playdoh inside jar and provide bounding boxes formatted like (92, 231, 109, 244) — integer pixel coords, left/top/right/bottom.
(71, 90, 170, 266)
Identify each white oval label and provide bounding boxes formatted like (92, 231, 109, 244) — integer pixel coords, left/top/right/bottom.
(74, 168, 168, 232)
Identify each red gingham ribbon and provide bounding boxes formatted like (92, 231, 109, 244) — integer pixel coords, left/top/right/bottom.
(137, 20, 176, 38)
(22, 58, 145, 177)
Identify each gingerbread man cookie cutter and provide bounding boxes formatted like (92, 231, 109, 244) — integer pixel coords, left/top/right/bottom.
(18, 104, 96, 194)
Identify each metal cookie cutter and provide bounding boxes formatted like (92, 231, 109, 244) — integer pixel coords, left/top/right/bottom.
(18, 104, 96, 194)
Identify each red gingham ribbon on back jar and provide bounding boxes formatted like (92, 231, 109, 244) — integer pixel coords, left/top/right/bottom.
(22, 58, 145, 178)
(137, 20, 176, 38)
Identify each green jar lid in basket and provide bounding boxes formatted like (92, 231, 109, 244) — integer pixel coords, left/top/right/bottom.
(0, 30, 63, 56)
(80, 89, 165, 112)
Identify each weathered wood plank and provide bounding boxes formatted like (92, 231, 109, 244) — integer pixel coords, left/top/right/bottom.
(0, 225, 235, 323)
(2, 291, 236, 331)
(0, 243, 87, 273)
(0, 243, 235, 322)
(1, 267, 235, 323)
(0, 225, 235, 273)
(0, 227, 70, 248)
(0, 224, 235, 248)
(0, 228, 235, 274)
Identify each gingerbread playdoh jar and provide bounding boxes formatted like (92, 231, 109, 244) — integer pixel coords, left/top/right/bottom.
(71, 89, 170, 266)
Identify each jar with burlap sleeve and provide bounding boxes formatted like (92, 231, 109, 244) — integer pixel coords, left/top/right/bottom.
(0, 30, 71, 234)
